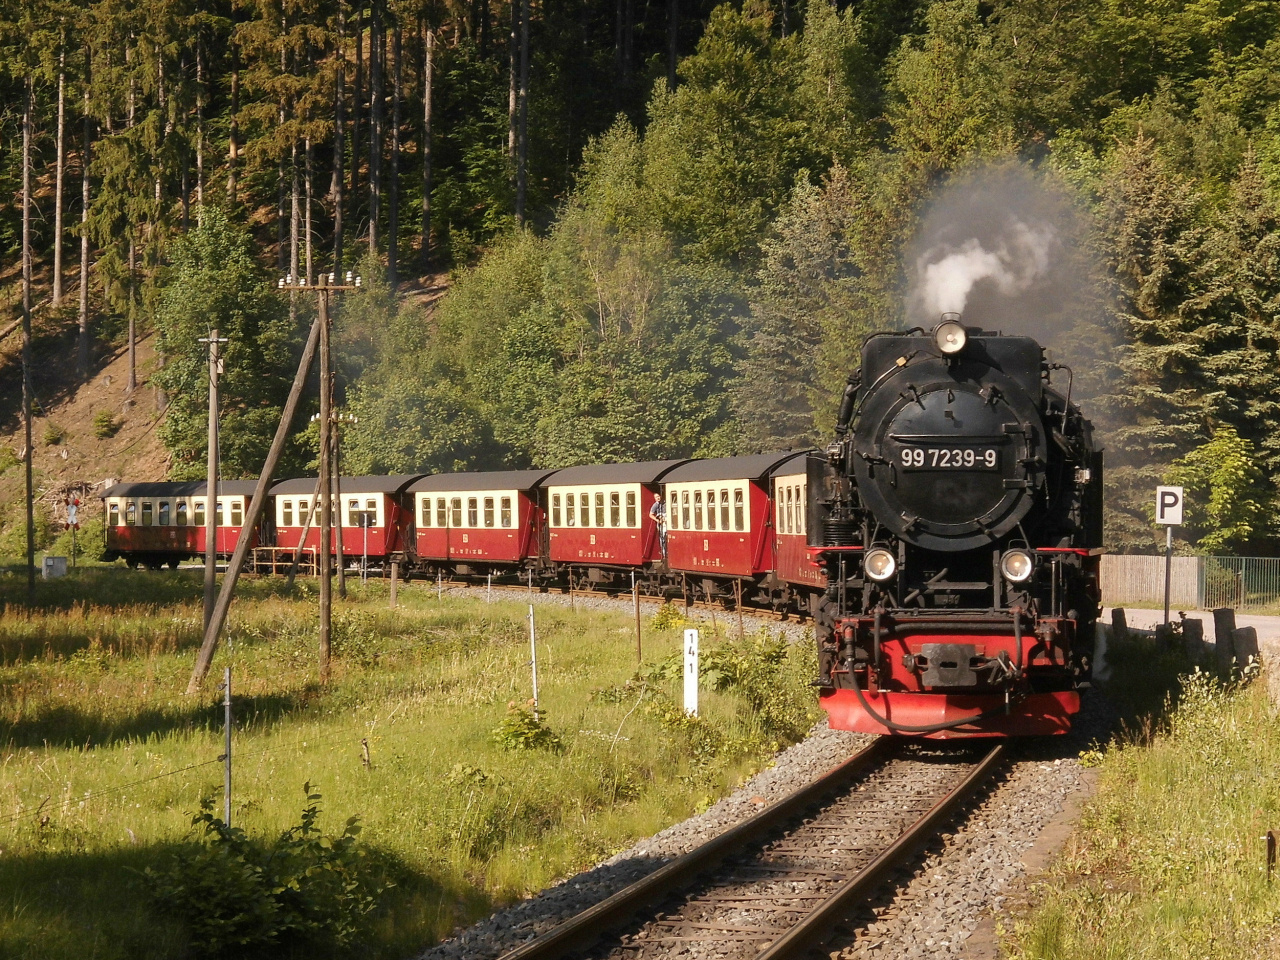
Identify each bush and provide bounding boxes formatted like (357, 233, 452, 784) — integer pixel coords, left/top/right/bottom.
(92, 411, 121, 439)
(144, 785, 389, 957)
(0, 446, 18, 474)
(42, 422, 66, 446)
(491, 704, 563, 752)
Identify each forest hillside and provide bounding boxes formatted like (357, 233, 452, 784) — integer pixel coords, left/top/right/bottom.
(3, 0, 1280, 554)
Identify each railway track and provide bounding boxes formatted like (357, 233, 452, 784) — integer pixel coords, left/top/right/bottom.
(496, 740, 1005, 960)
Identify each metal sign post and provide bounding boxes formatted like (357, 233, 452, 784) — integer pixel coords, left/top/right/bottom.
(683, 628, 699, 717)
(1156, 485, 1184, 626)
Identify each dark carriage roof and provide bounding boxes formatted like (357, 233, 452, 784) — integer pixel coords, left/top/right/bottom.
(270, 475, 426, 496)
(408, 470, 560, 493)
(544, 459, 691, 486)
(100, 480, 260, 499)
(661, 451, 811, 484)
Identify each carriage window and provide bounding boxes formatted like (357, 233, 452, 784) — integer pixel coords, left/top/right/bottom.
(720, 489, 730, 530)
(437, 498, 447, 527)
(553, 494, 563, 527)
(366, 499, 378, 526)
(451, 498, 462, 527)
(282, 500, 294, 526)
(193, 500, 205, 527)
(231, 501, 243, 526)
(420, 498, 431, 527)
(681, 491, 690, 529)
(594, 492, 605, 527)
(609, 492, 620, 527)
(158, 501, 171, 525)
(141, 502, 153, 526)
(109, 503, 120, 526)
(484, 497, 495, 527)
(348, 499, 360, 526)
(579, 493, 590, 528)
(125, 501, 137, 525)
(626, 491, 637, 527)
(215, 501, 225, 526)
(706, 489, 716, 530)
(796, 485, 805, 534)
(734, 489, 745, 531)
(670, 492, 679, 530)
(694, 490, 704, 530)
(467, 498, 478, 527)
(500, 497, 512, 527)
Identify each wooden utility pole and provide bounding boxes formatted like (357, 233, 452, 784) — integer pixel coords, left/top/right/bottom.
(188, 275, 358, 693)
(187, 313, 323, 693)
(318, 289, 333, 682)
(199, 328, 227, 632)
(22, 77, 35, 604)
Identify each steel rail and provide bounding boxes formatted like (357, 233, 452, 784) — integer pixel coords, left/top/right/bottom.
(495, 739, 891, 960)
(754, 743, 1005, 959)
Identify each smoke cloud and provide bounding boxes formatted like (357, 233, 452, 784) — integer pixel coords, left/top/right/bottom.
(905, 165, 1096, 354)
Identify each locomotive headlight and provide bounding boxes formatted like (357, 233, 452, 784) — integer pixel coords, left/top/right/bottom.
(864, 547, 897, 581)
(1000, 549, 1035, 583)
(933, 317, 968, 355)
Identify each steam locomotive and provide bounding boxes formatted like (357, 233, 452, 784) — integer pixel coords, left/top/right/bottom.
(810, 315, 1103, 738)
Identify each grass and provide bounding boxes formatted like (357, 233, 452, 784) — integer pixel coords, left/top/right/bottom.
(0, 570, 820, 959)
(1004, 630, 1280, 960)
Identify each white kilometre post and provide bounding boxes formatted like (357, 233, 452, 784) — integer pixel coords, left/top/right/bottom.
(1156, 485, 1184, 627)
(684, 628, 699, 717)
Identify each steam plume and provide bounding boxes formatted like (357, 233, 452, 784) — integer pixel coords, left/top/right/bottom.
(916, 220, 1057, 319)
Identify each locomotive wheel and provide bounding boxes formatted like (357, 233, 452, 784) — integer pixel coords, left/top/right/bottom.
(168, 559, 180, 570)
(126, 558, 139, 570)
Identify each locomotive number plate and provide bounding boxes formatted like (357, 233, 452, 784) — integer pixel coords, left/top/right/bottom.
(899, 446, 1000, 470)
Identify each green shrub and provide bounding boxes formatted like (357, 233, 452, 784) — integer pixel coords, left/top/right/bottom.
(0, 446, 17, 473)
(92, 411, 121, 439)
(144, 785, 388, 957)
(491, 704, 563, 752)
(42, 422, 66, 446)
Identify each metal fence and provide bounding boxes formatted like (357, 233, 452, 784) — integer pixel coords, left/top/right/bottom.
(1101, 554, 1280, 611)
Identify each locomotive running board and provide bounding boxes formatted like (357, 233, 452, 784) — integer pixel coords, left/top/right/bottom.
(821, 688, 1079, 739)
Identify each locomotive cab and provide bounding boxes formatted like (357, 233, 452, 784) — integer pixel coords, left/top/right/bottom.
(815, 318, 1103, 738)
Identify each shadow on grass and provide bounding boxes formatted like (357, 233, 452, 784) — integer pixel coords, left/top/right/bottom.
(0, 835, 488, 960)
(0, 687, 325, 751)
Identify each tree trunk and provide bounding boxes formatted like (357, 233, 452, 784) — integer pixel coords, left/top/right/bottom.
(515, 0, 529, 225)
(127, 235, 136, 393)
(22, 77, 35, 603)
(228, 49, 239, 202)
(291, 138, 301, 284)
(508, 0, 517, 157)
(332, 7, 346, 276)
(421, 22, 434, 270)
(196, 39, 204, 220)
(478, 0, 489, 59)
(352, 3, 363, 216)
(369, 0, 383, 256)
(53, 41, 67, 306)
(305, 136, 314, 283)
(388, 21, 402, 287)
(667, 0, 677, 92)
(79, 46, 92, 378)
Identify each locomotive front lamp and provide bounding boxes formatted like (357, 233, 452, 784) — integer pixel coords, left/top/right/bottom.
(1000, 549, 1035, 583)
(864, 547, 897, 581)
(933, 316, 968, 355)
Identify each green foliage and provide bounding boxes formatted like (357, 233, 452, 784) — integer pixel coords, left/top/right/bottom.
(491, 705, 563, 752)
(648, 601, 688, 631)
(41, 422, 65, 446)
(1164, 426, 1274, 553)
(144, 785, 388, 957)
(152, 210, 302, 480)
(91, 411, 121, 439)
(0, 446, 17, 474)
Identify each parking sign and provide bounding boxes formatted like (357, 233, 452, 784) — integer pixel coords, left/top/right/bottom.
(1156, 486, 1184, 525)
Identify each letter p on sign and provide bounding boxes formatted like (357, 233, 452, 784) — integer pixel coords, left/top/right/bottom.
(1156, 486, 1184, 525)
